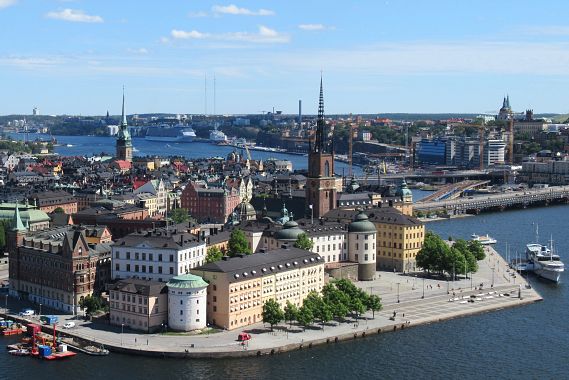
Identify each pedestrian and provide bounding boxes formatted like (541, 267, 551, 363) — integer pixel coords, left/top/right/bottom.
(135, 338, 137, 343)
(147, 339, 149, 345)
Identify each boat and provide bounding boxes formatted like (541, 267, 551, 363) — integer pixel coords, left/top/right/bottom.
(526, 241, 564, 283)
(209, 124, 228, 142)
(8, 348, 30, 356)
(1, 327, 24, 336)
(471, 234, 497, 245)
(145, 124, 196, 142)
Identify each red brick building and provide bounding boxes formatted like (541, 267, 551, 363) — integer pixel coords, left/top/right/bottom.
(181, 182, 240, 223)
(30, 190, 78, 214)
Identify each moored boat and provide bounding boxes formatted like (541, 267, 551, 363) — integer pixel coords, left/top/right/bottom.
(471, 234, 497, 245)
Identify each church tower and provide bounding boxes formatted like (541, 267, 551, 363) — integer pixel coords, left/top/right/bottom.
(306, 76, 337, 219)
(116, 88, 133, 162)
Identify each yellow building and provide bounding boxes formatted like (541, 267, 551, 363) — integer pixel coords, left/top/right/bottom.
(325, 206, 425, 273)
(192, 247, 324, 330)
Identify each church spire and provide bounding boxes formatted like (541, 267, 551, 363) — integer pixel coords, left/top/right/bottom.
(12, 203, 26, 232)
(314, 74, 326, 153)
(121, 86, 127, 127)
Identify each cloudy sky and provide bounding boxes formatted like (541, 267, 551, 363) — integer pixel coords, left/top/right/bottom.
(2, 0, 569, 115)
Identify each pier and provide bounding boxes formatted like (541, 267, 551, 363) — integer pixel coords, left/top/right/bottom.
(415, 185, 569, 214)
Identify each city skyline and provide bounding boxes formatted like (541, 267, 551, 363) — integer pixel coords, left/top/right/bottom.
(2, 0, 569, 115)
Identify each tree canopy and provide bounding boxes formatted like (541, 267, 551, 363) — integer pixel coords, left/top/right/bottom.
(262, 299, 284, 331)
(294, 233, 314, 251)
(416, 232, 482, 277)
(227, 229, 251, 256)
(206, 246, 223, 263)
(170, 208, 190, 224)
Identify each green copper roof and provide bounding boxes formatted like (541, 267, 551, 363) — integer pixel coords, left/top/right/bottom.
(275, 220, 304, 241)
(348, 211, 376, 233)
(11, 204, 26, 232)
(167, 273, 208, 289)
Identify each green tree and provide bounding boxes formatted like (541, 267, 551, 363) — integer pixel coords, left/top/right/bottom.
(0, 220, 7, 249)
(206, 246, 223, 263)
(416, 231, 451, 275)
(227, 229, 251, 256)
(468, 240, 485, 261)
(262, 299, 284, 331)
(284, 301, 299, 328)
(297, 305, 314, 331)
(170, 208, 190, 224)
(79, 295, 102, 316)
(303, 291, 332, 328)
(322, 283, 350, 320)
(53, 207, 65, 214)
(366, 294, 382, 319)
(294, 233, 314, 251)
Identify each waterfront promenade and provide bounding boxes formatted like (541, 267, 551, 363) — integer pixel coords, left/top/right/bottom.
(1, 246, 541, 358)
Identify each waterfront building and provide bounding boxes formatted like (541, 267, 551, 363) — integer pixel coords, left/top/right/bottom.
(306, 77, 337, 219)
(181, 182, 241, 224)
(29, 190, 78, 214)
(8, 222, 112, 314)
(111, 227, 207, 283)
(108, 278, 168, 332)
(325, 206, 425, 273)
(417, 138, 447, 165)
(348, 211, 377, 281)
(519, 158, 569, 185)
(166, 274, 208, 331)
(191, 247, 324, 330)
(116, 90, 133, 163)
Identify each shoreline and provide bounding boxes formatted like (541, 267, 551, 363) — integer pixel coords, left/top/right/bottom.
(1, 247, 542, 359)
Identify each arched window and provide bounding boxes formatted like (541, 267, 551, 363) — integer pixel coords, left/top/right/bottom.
(324, 161, 330, 177)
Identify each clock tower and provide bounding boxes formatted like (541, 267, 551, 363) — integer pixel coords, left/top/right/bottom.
(306, 77, 336, 219)
(116, 88, 133, 163)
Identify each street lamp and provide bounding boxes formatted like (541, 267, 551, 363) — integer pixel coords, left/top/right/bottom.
(422, 277, 425, 299)
(39, 303, 42, 317)
(396, 283, 400, 303)
(121, 323, 124, 346)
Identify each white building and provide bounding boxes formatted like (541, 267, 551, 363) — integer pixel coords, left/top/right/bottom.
(112, 228, 207, 283)
(347, 211, 377, 281)
(485, 139, 506, 167)
(166, 274, 208, 331)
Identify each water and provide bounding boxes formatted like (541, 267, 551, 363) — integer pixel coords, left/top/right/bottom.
(8, 133, 362, 175)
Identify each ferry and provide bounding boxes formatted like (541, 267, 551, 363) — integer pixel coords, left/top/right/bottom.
(471, 234, 497, 245)
(209, 124, 228, 143)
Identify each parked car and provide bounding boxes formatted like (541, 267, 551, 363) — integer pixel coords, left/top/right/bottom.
(63, 322, 75, 329)
(18, 309, 34, 316)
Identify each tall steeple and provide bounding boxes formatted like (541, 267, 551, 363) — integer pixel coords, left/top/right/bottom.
(314, 75, 326, 153)
(121, 86, 128, 127)
(11, 203, 26, 232)
(116, 87, 133, 162)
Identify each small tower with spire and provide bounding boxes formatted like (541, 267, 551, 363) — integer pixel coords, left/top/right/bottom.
(7, 204, 26, 256)
(116, 87, 133, 162)
(306, 75, 337, 218)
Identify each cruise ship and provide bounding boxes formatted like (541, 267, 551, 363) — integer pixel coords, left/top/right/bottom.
(145, 124, 196, 143)
(209, 124, 227, 143)
(526, 242, 564, 283)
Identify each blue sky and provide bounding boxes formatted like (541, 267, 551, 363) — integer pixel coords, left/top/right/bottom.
(2, 0, 569, 115)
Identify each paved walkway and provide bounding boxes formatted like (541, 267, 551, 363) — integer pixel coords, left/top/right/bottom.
(1, 246, 541, 358)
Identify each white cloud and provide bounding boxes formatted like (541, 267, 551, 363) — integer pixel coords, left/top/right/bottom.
(127, 48, 149, 54)
(171, 29, 209, 39)
(212, 4, 274, 16)
(0, 0, 16, 9)
(298, 24, 326, 31)
(523, 26, 569, 36)
(169, 26, 289, 43)
(0, 56, 65, 69)
(46, 8, 103, 23)
(188, 11, 208, 18)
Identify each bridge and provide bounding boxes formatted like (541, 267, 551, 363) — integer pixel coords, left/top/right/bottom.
(414, 186, 569, 215)
(418, 180, 491, 203)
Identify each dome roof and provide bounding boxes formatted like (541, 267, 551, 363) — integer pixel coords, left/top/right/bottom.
(274, 220, 304, 241)
(234, 200, 256, 221)
(395, 179, 412, 197)
(346, 177, 360, 193)
(348, 211, 376, 233)
(166, 273, 208, 289)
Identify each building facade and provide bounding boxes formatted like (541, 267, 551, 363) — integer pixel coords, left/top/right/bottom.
(116, 90, 133, 163)
(181, 182, 241, 223)
(112, 227, 207, 283)
(166, 274, 208, 331)
(192, 247, 324, 330)
(108, 279, 168, 332)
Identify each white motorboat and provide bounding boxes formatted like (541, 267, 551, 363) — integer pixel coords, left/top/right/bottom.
(471, 234, 497, 245)
(526, 241, 564, 283)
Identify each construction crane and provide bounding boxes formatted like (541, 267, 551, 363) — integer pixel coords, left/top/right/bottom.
(508, 117, 514, 165)
(348, 123, 354, 177)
